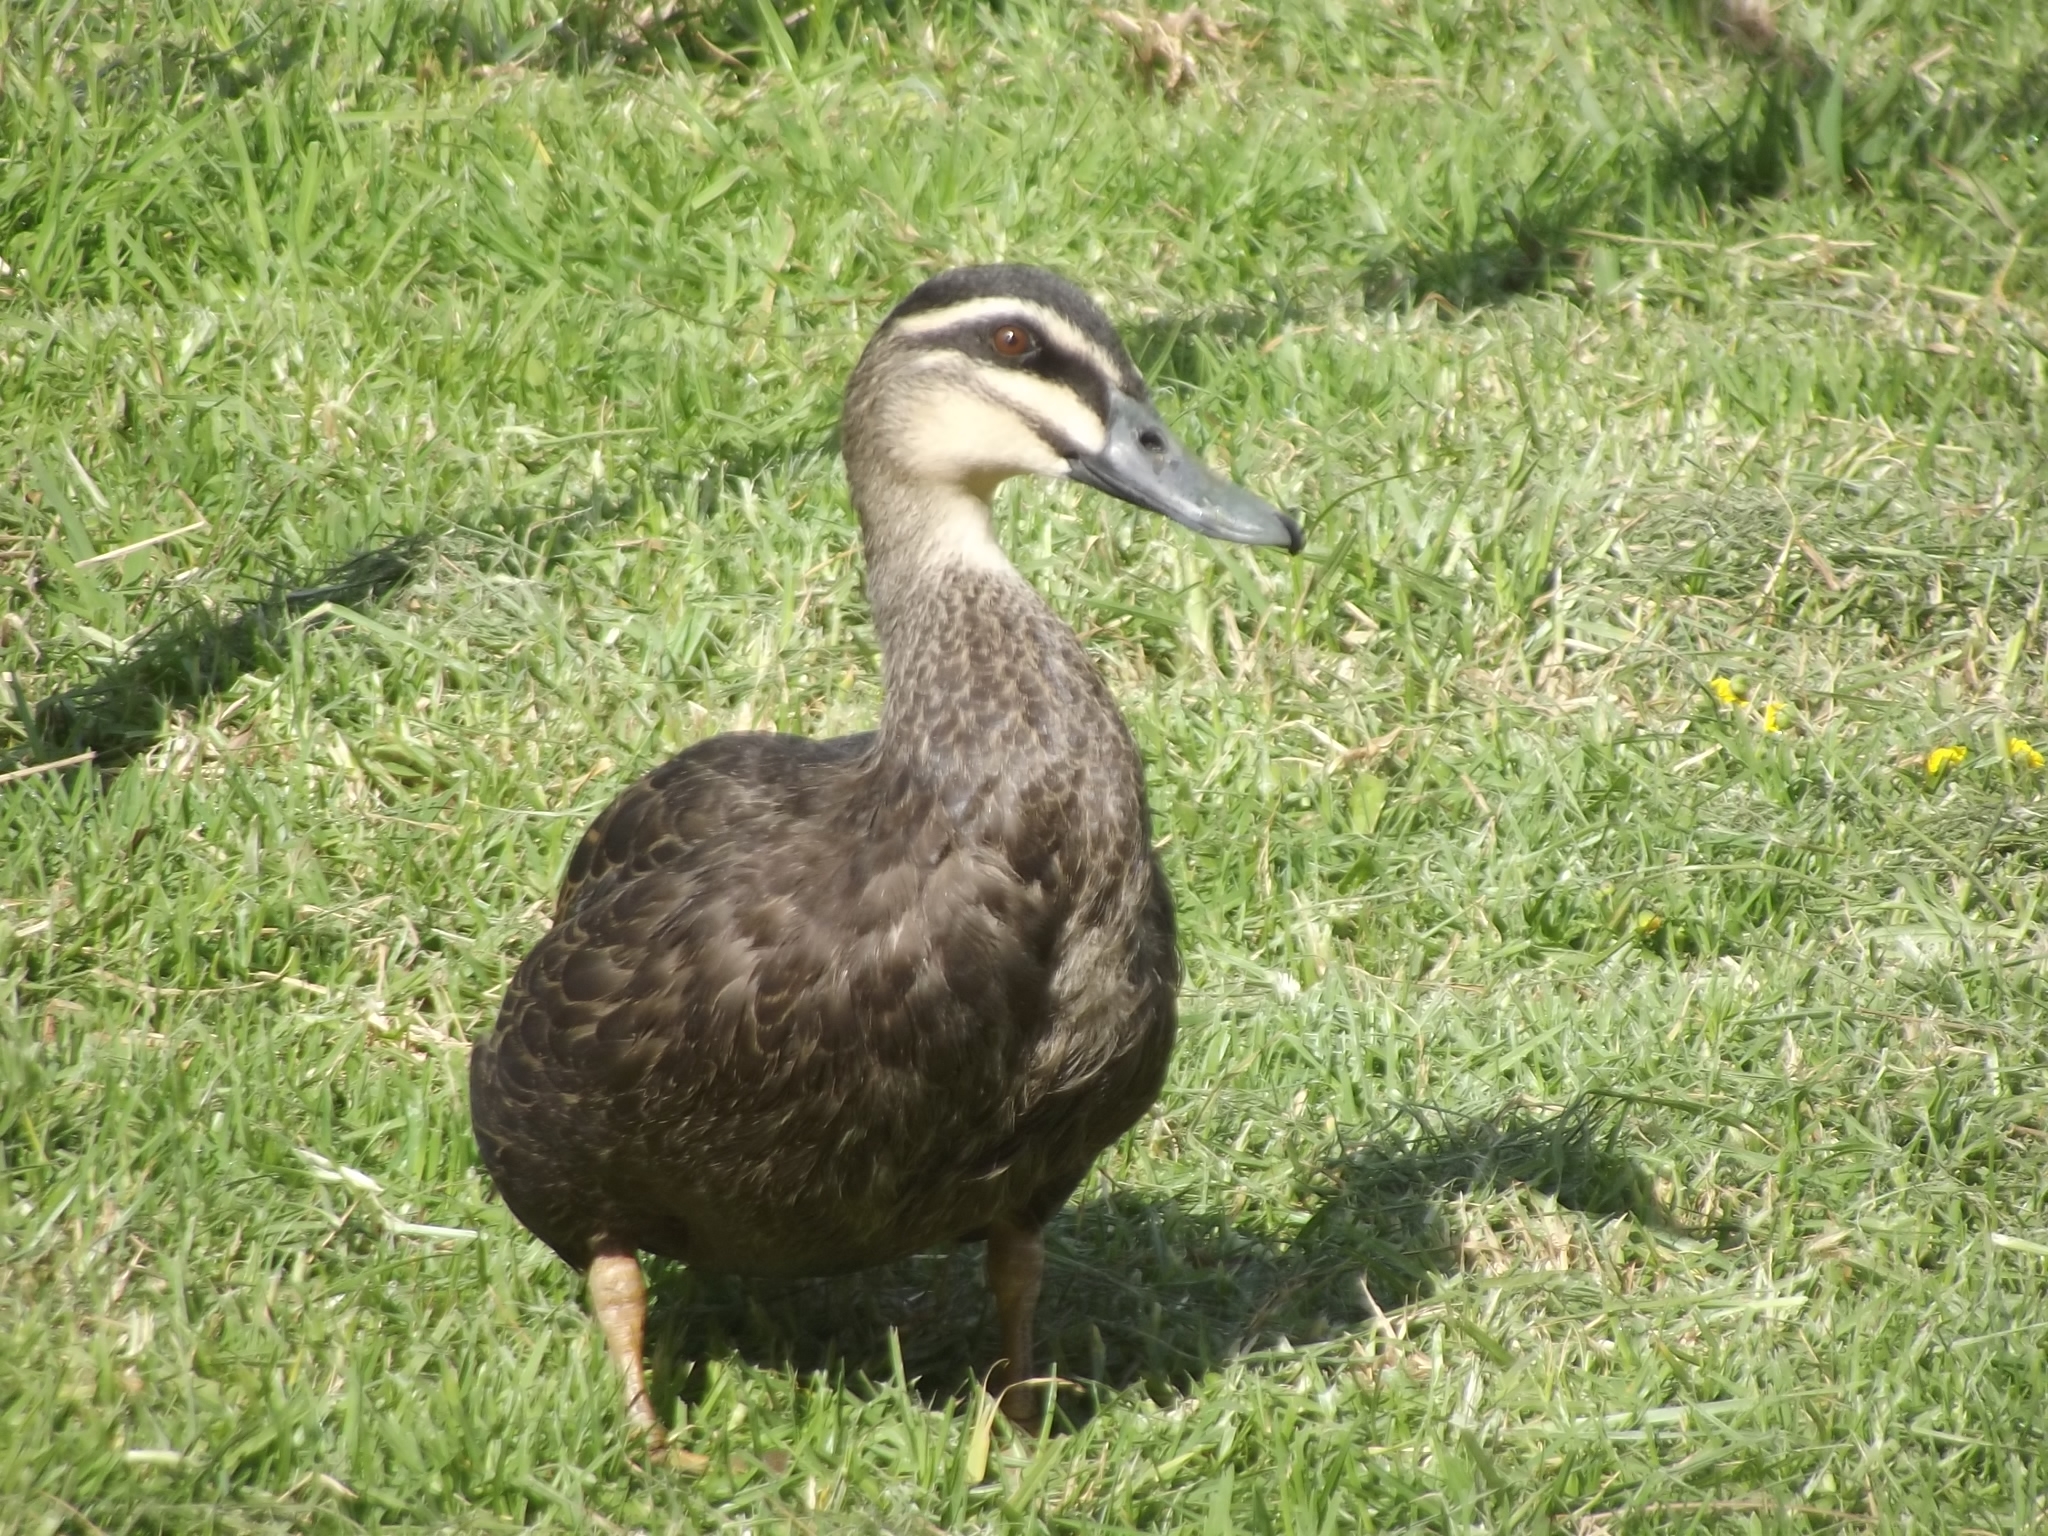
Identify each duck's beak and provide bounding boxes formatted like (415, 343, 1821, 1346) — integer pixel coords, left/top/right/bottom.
(1068, 391, 1304, 554)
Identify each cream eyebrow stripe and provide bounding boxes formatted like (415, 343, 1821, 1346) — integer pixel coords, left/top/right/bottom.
(889, 296, 1127, 384)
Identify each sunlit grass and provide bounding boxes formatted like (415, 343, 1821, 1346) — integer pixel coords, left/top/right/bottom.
(4, 0, 2047, 1529)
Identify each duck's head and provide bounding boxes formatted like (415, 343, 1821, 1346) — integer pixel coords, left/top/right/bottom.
(842, 265, 1303, 565)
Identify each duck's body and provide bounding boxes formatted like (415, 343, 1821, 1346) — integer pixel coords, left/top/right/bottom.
(473, 563, 1175, 1279)
(470, 266, 1299, 1437)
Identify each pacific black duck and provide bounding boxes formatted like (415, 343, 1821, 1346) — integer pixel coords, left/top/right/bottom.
(470, 265, 1301, 1439)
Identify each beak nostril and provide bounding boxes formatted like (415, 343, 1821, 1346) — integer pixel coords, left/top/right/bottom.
(1137, 430, 1166, 454)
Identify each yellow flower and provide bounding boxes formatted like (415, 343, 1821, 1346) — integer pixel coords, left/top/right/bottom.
(1710, 676, 1746, 708)
(1634, 912, 1665, 937)
(1926, 744, 1968, 780)
(2007, 736, 2044, 771)
(1759, 700, 1784, 733)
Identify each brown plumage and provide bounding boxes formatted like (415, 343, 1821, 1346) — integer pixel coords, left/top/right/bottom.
(469, 265, 1300, 1438)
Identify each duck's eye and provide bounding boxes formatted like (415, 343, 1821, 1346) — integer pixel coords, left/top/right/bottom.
(990, 324, 1035, 358)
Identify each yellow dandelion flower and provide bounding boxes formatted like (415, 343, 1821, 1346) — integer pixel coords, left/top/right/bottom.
(1710, 676, 1746, 708)
(1926, 744, 1968, 780)
(1634, 912, 1665, 937)
(1759, 700, 1785, 733)
(2007, 736, 2044, 771)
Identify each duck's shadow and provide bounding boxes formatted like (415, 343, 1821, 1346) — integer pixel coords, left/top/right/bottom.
(6, 536, 430, 777)
(644, 1097, 1682, 1420)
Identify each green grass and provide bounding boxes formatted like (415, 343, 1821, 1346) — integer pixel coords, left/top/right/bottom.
(5, 0, 2048, 1528)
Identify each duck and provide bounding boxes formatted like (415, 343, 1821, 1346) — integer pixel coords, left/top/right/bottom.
(469, 264, 1302, 1440)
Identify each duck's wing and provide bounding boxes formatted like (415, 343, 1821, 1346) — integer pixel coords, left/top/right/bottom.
(474, 783, 1067, 1270)
(552, 731, 876, 922)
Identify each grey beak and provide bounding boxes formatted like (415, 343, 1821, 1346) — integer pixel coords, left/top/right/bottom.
(1068, 392, 1304, 554)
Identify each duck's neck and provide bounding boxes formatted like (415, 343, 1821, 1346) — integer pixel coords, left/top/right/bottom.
(858, 487, 1139, 824)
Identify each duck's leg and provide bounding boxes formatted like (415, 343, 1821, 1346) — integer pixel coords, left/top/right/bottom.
(588, 1247, 664, 1444)
(985, 1220, 1046, 1429)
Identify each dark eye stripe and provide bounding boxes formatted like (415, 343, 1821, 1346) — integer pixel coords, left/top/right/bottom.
(1028, 344, 1112, 422)
(913, 318, 1113, 422)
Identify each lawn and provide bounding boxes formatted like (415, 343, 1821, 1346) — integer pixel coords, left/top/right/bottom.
(4, 0, 2047, 1529)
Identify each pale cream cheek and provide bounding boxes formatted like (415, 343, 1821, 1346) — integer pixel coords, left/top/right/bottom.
(980, 373, 1109, 457)
(894, 392, 1070, 485)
